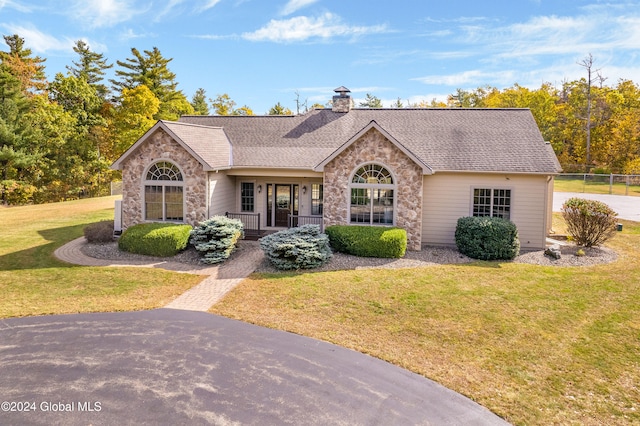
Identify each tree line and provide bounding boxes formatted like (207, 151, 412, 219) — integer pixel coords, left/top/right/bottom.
(1, 34, 639, 205)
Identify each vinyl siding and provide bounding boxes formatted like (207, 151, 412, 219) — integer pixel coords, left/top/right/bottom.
(208, 172, 236, 217)
(422, 173, 550, 250)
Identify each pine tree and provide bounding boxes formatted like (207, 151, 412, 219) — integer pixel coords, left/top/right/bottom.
(191, 88, 209, 115)
(111, 47, 192, 120)
(0, 34, 47, 95)
(66, 40, 113, 100)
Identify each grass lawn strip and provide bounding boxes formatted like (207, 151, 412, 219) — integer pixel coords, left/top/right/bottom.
(211, 218, 640, 425)
(0, 196, 202, 318)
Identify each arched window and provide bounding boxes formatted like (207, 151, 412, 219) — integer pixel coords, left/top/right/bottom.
(144, 161, 184, 221)
(349, 163, 396, 225)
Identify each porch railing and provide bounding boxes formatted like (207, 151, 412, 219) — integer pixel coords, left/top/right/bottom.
(288, 214, 324, 232)
(225, 212, 261, 237)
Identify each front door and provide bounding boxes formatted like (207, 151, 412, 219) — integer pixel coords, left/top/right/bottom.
(267, 184, 299, 227)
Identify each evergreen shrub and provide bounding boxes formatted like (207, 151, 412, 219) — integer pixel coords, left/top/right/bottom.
(189, 216, 244, 264)
(561, 197, 618, 247)
(324, 225, 407, 258)
(118, 223, 192, 257)
(259, 224, 332, 270)
(455, 216, 520, 260)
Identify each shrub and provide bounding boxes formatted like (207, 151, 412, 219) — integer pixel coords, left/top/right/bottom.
(561, 197, 618, 247)
(324, 225, 407, 258)
(189, 216, 244, 264)
(118, 223, 192, 257)
(259, 225, 332, 270)
(84, 220, 115, 243)
(454, 216, 520, 260)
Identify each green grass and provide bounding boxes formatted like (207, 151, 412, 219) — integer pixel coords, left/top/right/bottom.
(4, 195, 640, 424)
(555, 177, 640, 196)
(0, 196, 202, 318)
(212, 217, 640, 425)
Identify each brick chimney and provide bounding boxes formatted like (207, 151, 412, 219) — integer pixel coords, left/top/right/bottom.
(332, 86, 352, 113)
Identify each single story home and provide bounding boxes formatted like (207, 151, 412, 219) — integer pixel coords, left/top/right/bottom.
(111, 87, 561, 251)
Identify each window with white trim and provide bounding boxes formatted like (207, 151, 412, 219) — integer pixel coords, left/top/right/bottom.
(349, 164, 395, 225)
(144, 161, 184, 221)
(473, 188, 511, 220)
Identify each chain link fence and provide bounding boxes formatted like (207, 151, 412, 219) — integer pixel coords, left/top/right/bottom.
(555, 174, 640, 196)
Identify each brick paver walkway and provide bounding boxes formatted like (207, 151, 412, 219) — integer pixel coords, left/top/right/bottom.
(54, 238, 265, 311)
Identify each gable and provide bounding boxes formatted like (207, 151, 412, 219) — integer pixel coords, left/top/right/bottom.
(314, 120, 432, 174)
(111, 121, 231, 171)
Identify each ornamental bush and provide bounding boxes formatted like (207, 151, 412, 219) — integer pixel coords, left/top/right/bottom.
(84, 220, 115, 243)
(118, 223, 192, 257)
(324, 225, 407, 258)
(561, 197, 618, 247)
(259, 224, 332, 270)
(189, 216, 244, 264)
(454, 216, 520, 260)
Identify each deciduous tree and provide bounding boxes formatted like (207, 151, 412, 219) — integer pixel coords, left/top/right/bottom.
(111, 47, 192, 120)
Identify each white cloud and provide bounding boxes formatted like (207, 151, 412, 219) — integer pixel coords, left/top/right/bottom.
(156, 0, 186, 20)
(0, 0, 33, 12)
(242, 12, 387, 43)
(68, 0, 145, 29)
(1, 24, 73, 53)
(280, 0, 318, 16)
(412, 70, 516, 87)
(119, 28, 155, 41)
(199, 0, 222, 12)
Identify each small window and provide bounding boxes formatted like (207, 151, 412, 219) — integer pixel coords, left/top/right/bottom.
(473, 188, 511, 220)
(311, 184, 323, 216)
(241, 182, 255, 212)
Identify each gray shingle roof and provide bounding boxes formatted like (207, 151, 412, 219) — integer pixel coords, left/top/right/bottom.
(161, 121, 231, 170)
(174, 108, 560, 174)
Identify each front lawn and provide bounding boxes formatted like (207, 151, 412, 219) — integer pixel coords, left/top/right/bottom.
(211, 218, 640, 425)
(0, 196, 202, 318)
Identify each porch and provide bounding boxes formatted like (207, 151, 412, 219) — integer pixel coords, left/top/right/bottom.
(225, 212, 324, 240)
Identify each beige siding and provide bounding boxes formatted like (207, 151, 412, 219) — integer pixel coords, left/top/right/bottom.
(422, 173, 551, 250)
(207, 172, 236, 218)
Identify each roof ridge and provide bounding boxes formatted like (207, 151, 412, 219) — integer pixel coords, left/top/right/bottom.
(163, 120, 224, 130)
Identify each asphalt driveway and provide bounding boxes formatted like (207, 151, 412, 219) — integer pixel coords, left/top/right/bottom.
(553, 192, 640, 221)
(0, 309, 509, 425)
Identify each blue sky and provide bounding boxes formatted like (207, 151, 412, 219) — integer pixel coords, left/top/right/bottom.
(1, 0, 640, 113)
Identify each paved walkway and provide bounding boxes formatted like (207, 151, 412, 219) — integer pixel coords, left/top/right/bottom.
(54, 238, 265, 311)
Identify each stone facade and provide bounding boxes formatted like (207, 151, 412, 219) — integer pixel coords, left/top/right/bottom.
(323, 128, 424, 251)
(120, 129, 208, 228)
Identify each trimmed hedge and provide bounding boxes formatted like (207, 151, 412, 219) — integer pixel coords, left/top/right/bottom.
(118, 223, 192, 257)
(84, 220, 115, 243)
(561, 197, 618, 247)
(189, 216, 244, 264)
(324, 225, 407, 258)
(260, 224, 332, 270)
(454, 216, 520, 261)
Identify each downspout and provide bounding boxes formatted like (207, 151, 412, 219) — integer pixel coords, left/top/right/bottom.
(545, 175, 553, 243)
